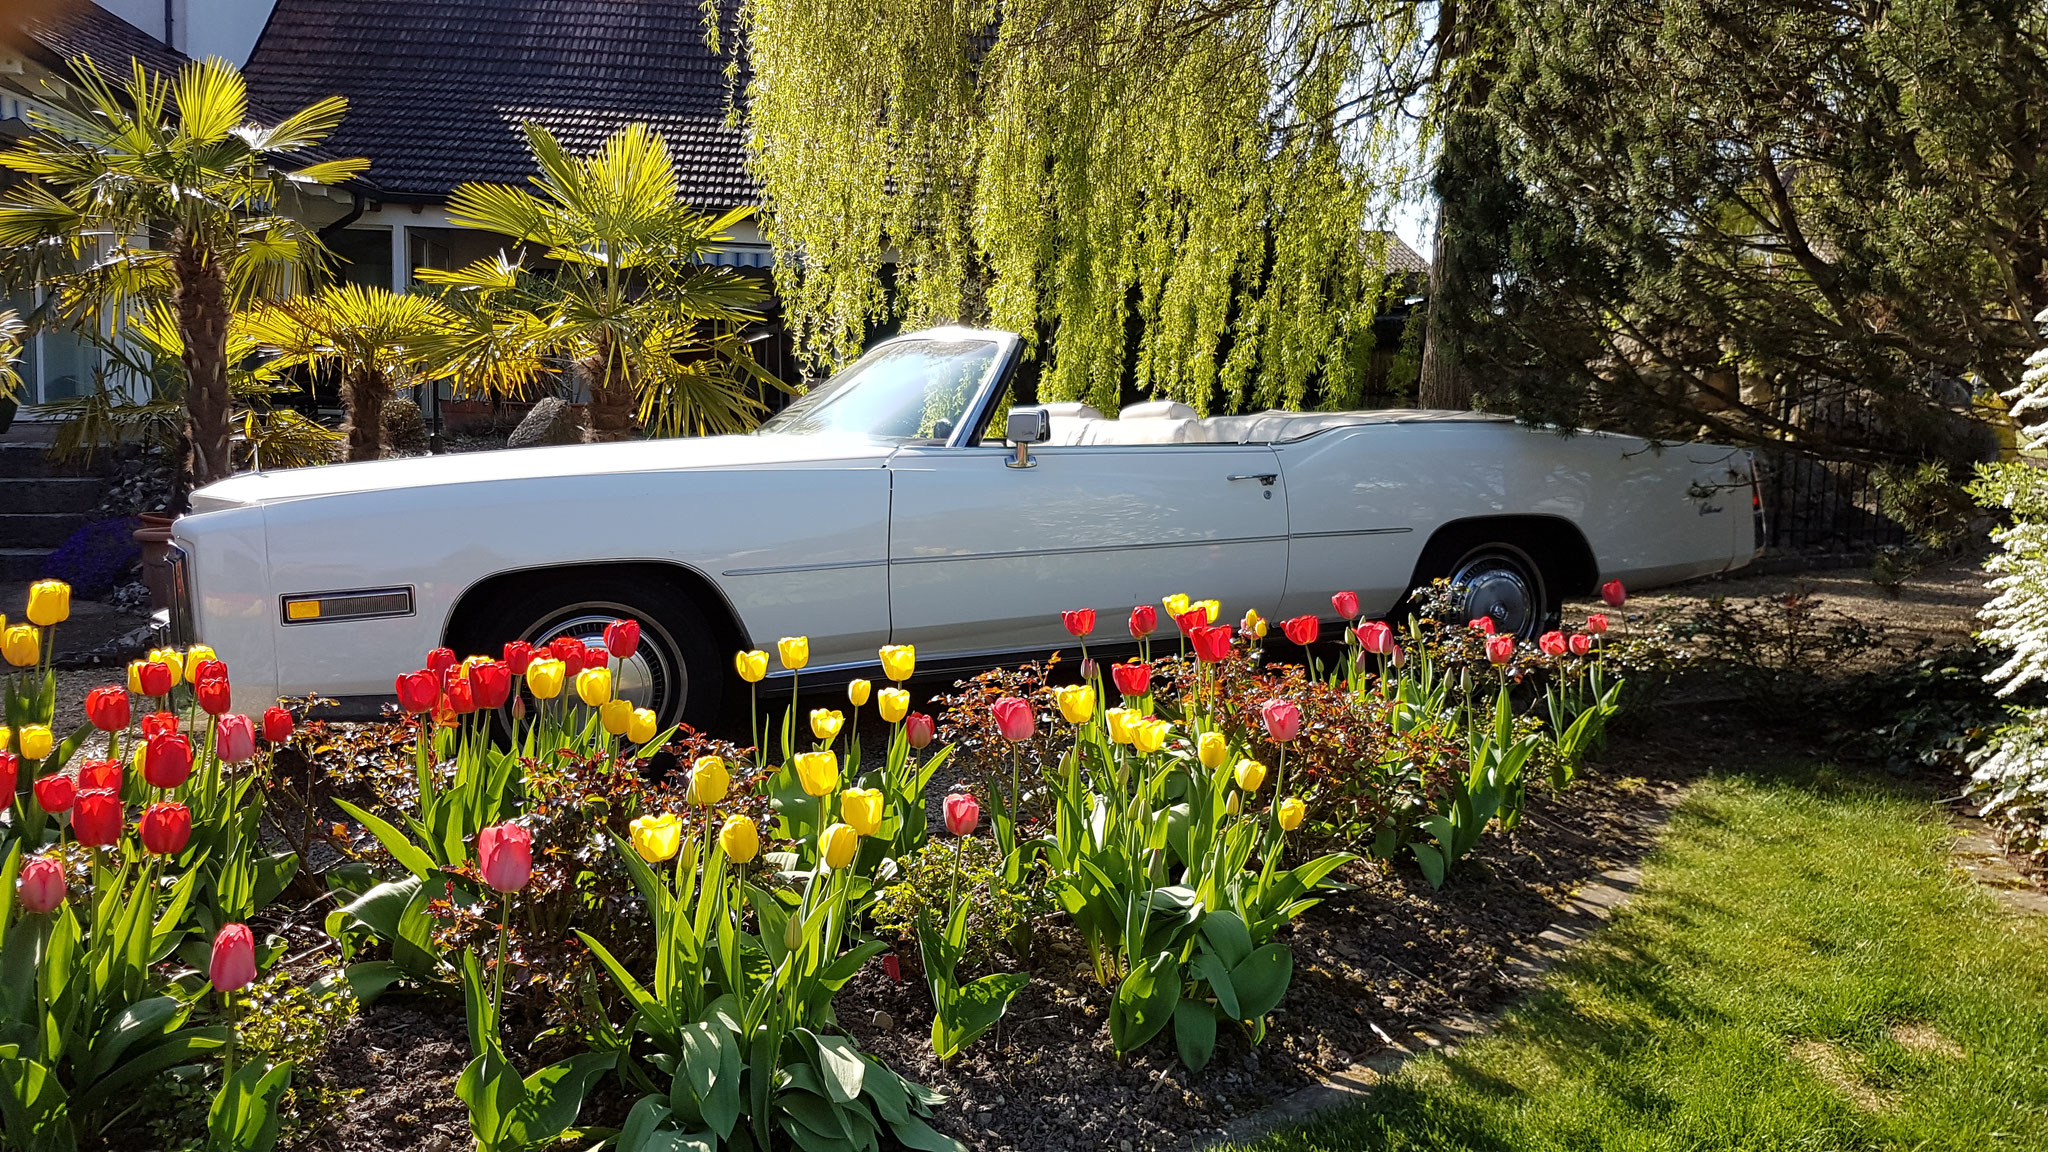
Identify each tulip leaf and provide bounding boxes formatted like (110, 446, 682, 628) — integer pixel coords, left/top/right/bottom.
(250, 852, 299, 913)
(1108, 952, 1180, 1055)
(807, 1032, 868, 1105)
(206, 1058, 292, 1152)
(504, 1051, 616, 1148)
(1173, 1000, 1219, 1072)
(331, 799, 440, 882)
(1200, 910, 1252, 969)
(675, 1021, 741, 1138)
(1229, 943, 1294, 1021)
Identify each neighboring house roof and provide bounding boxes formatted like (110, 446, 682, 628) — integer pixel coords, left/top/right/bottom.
(1374, 232, 1431, 278)
(5, 0, 190, 85)
(242, 0, 753, 207)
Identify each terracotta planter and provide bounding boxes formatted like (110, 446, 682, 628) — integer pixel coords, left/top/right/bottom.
(134, 513, 177, 612)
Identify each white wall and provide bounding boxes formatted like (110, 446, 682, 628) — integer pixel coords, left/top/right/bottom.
(92, 0, 281, 67)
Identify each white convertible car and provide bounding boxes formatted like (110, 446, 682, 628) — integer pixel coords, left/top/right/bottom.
(168, 327, 1759, 725)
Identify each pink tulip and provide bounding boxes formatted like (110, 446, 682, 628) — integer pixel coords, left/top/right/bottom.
(1585, 613, 1609, 634)
(1539, 630, 1568, 656)
(1570, 633, 1595, 656)
(1469, 616, 1495, 634)
(943, 792, 980, 836)
(1261, 698, 1301, 743)
(906, 712, 935, 749)
(215, 714, 256, 762)
(1331, 591, 1360, 619)
(1601, 580, 1627, 607)
(1357, 620, 1395, 655)
(17, 857, 65, 913)
(991, 697, 1036, 742)
(1486, 635, 1516, 665)
(210, 923, 257, 992)
(1389, 644, 1406, 668)
(478, 823, 532, 892)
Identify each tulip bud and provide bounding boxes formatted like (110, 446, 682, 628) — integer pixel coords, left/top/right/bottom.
(877, 688, 909, 724)
(17, 857, 65, 914)
(1198, 731, 1227, 770)
(905, 712, 934, 749)
(689, 756, 730, 805)
(819, 822, 858, 869)
(1080, 657, 1098, 681)
(629, 813, 684, 863)
(477, 823, 532, 892)
(210, 923, 257, 992)
(1225, 791, 1242, 816)
(735, 650, 769, 682)
(719, 815, 759, 863)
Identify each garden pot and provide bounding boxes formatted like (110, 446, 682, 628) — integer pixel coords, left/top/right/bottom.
(134, 513, 177, 612)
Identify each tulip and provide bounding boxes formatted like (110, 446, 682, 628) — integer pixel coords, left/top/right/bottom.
(2, 625, 37, 668)
(1128, 604, 1157, 639)
(77, 758, 120, 792)
(1054, 684, 1095, 725)
(796, 750, 839, 796)
(1111, 661, 1152, 697)
(1190, 624, 1235, 664)
(1585, 613, 1609, 635)
(186, 644, 217, 665)
(143, 731, 194, 787)
(262, 707, 295, 743)
(17, 857, 65, 913)
(841, 787, 884, 837)
(810, 709, 845, 741)
(1174, 608, 1209, 635)
(33, 773, 74, 813)
(25, 580, 69, 627)
(470, 661, 512, 710)
(877, 687, 909, 723)
(194, 676, 232, 716)
(905, 713, 935, 749)
(1539, 630, 1568, 657)
(1601, 580, 1627, 608)
(777, 636, 810, 671)
(599, 699, 634, 735)
(215, 713, 256, 763)
(1242, 608, 1268, 639)
(629, 708, 659, 744)
(1469, 616, 1496, 634)
(1162, 593, 1191, 619)
(719, 815, 760, 863)
(126, 660, 148, 694)
(147, 647, 184, 687)
(1276, 796, 1306, 832)
(526, 658, 566, 699)
(73, 790, 122, 846)
(396, 670, 439, 713)
(84, 686, 130, 732)
(583, 644, 611, 668)
(819, 823, 858, 869)
(477, 823, 532, 892)
(137, 660, 174, 697)
(879, 644, 915, 682)
(426, 647, 457, 675)
(188, 658, 229, 686)
(1281, 615, 1320, 646)
(689, 756, 730, 805)
(1570, 633, 1595, 656)
(1358, 620, 1395, 655)
(1061, 609, 1096, 638)
(1132, 717, 1171, 755)
(1198, 731, 1227, 770)
(140, 801, 192, 856)
(576, 666, 613, 706)
(1106, 707, 1138, 745)
(210, 924, 257, 992)
(0, 727, 8, 752)
(1332, 590, 1361, 620)
(1225, 791, 1242, 816)
(18, 725, 52, 761)
(735, 650, 769, 682)
(604, 618, 642, 661)
(848, 678, 871, 707)
(943, 792, 980, 837)
(0, 752, 13, 812)
(1195, 599, 1221, 624)
(629, 813, 684, 862)
(991, 696, 1036, 742)
(503, 640, 535, 674)
(1234, 757, 1268, 793)
(1260, 699, 1302, 743)
(142, 711, 178, 738)
(1080, 657, 1098, 680)
(1486, 635, 1516, 665)
(551, 637, 588, 676)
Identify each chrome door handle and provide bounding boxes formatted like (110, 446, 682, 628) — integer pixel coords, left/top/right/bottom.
(1227, 473, 1278, 486)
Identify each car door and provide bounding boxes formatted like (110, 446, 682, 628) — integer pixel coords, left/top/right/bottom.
(886, 442, 1292, 658)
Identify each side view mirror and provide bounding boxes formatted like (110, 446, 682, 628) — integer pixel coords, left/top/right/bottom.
(1005, 406, 1050, 468)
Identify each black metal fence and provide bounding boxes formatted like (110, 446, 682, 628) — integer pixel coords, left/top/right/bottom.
(1754, 393, 1907, 556)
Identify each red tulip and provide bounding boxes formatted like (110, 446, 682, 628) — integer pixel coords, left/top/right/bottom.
(478, 822, 532, 892)
(144, 732, 193, 788)
(1061, 609, 1096, 638)
(85, 687, 130, 732)
(906, 712, 935, 749)
(210, 923, 257, 992)
(584, 644, 610, 668)
(469, 661, 512, 710)
(943, 792, 980, 837)
(1281, 615, 1320, 646)
(426, 647, 458, 675)
(1486, 635, 1516, 665)
(603, 619, 641, 661)
(194, 676, 232, 716)
(140, 801, 192, 856)
(1111, 661, 1152, 697)
(72, 790, 122, 847)
(550, 637, 588, 676)
(1260, 698, 1302, 743)
(1585, 613, 1609, 635)
(1190, 624, 1235, 664)
(444, 677, 478, 715)
(395, 670, 439, 714)
(1539, 630, 1568, 656)
(1469, 616, 1496, 634)
(1600, 580, 1627, 608)
(991, 696, 1036, 742)
(1357, 620, 1395, 655)
(1569, 633, 1595, 656)
(17, 857, 65, 913)
(1174, 609, 1209, 636)
(76, 758, 120, 792)
(137, 661, 173, 697)
(1128, 605, 1157, 639)
(262, 706, 295, 743)
(142, 711, 179, 738)
(215, 714, 256, 762)
(502, 640, 535, 674)
(0, 753, 14, 812)
(1331, 591, 1361, 620)
(33, 773, 74, 814)
(188, 658, 228, 686)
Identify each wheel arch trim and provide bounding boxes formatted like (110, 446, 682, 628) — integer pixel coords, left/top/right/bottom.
(1407, 514, 1600, 601)
(440, 557, 755, 655)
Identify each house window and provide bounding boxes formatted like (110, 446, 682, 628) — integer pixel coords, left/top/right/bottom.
(328, 228, 394, 290)
(5, 288, 100, 409)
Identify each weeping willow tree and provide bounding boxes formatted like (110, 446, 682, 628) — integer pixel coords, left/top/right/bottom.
(731, 0, 1430, 415)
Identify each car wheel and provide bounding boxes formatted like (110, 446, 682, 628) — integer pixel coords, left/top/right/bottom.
(1442, 543, 1553, 640)
(456, 575, 724, 731)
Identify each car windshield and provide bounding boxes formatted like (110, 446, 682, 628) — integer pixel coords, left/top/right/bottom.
(756, 338, 999, 443)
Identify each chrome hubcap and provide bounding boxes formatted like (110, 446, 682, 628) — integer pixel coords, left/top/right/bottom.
(525, 606, 685, 717)
(1450, 555, 1539, 639)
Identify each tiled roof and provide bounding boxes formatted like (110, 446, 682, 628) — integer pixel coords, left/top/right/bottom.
(6, 0, 191, 85)
(242, 0, 755, 206)
(1372, 232, 1431, 277)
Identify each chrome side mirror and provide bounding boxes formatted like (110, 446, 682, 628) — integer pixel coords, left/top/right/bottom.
(1005, 406, 1050, 468)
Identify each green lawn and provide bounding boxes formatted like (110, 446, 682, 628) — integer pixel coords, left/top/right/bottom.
(1235, 764, 2048, 1151)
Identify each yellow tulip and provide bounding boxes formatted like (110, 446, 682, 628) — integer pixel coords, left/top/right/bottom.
(847, 678, 871, 708)
(628, 707, 659, 745)
(126, 660, 148, 694)
(599, 698, 634, 735)
(630, 813, 685, 862)
(1241, 609, 1268, 639)
(777, 636, 810, 671)
(841, 787, 884, 837)
(1198, 731, 1227, 770)
(819, 822, 859, 869)
(1162, 593, 1190, 619)
(185, 643, 218, 666)
(796, 750, 839, 796)
(810, 709, 844, 741)
(689, 756, 730, 805)
(720, 815, 760, 863)
(18, 725, 52, 761)
(1226, 791, 1243, 816)
(24, 580, 70, 627)
(0, 726, 8, 752)
(1054, 684, 1096, 725)
(526, 658, 566, 699)
(735, 650, 768, 683)
(1105, 707, 1138, 746)
(1195, 599, 1221, 625)
(879, 644, 915, 682)
(876, 687, 909, 723)
(576, 666, 613, 706)
(147, 647, 184, 687)
(1277, 796, 1306, 831)
(2, 625, 38, 668)
(1132, 717, 1171, 755)
(1234, 757, 1268, 793)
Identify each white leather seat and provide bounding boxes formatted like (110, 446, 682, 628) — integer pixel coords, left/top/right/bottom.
(1040, 402, 1104, 446)
(1077, 399, 1200, 445)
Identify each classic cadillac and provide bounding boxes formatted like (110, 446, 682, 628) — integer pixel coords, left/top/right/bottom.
(168, 326, 1760, 725)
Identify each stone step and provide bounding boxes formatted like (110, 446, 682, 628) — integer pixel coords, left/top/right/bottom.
(0, 549, 52, 582)
(0, 443, 116, 480)
(0, 513, 91, 548)
(0, 477, 106, 514)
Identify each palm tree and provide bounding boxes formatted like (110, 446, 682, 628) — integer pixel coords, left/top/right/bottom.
(241, 284, 456, 461)
(419, 121, 777, 440)
(0, 56, 367, 485)
(0, 309, 23, 401)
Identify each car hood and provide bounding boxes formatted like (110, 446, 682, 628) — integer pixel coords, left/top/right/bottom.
(188, 433, 895, 512)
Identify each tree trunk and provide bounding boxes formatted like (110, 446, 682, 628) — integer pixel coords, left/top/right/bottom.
(174, 237, 235, 485)
(1417, 211, 1469, 410)
(343, 367, 387, 461)
(585, 337, 636, 442)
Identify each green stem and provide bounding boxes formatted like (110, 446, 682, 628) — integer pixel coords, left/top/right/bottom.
(492, 889, 511, 1048)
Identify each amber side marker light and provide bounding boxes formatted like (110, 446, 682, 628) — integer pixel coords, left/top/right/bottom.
(280, 588, 414, 625)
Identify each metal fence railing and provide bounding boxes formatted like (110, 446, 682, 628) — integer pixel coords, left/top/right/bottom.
(1754, 394, 1907, 556)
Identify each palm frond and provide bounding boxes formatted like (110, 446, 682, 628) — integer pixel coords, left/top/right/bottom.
(173, 57, 249, 145)
(241, 94, 352, 154)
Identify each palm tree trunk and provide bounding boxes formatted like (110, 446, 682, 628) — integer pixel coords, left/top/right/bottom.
(175, 236, 234, 485)
(584, 334, 636, 442)
(343, 367, 387, 461)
